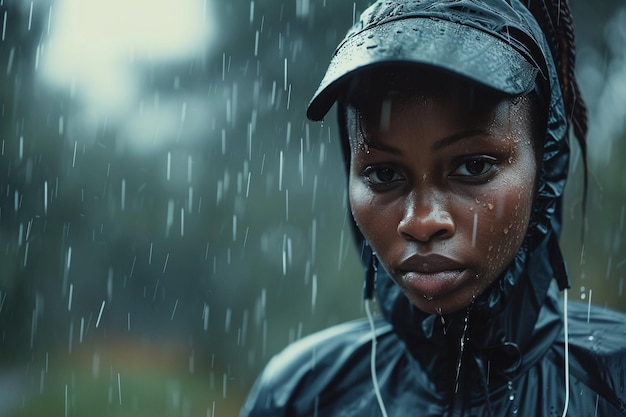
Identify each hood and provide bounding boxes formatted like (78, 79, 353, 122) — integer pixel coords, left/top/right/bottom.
(307, 0, 572, 385)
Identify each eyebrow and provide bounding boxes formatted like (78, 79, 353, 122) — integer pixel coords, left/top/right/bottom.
(364, 128, 488, 154)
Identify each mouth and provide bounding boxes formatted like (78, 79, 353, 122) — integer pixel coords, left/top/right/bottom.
(399, 269, 468, 299)
(396, 254, 469, 298)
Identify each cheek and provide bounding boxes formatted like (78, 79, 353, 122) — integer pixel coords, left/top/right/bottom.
(348, 174, 393, 249)
(478, 175, 536, 275)
(348, 174, 370, 231)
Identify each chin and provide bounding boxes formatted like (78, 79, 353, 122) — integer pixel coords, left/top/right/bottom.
(406, 289, 479, 316)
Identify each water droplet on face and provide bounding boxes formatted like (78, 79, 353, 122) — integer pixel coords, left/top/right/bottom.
(487, 203, 494, 210)
(503, 227, 509, 235)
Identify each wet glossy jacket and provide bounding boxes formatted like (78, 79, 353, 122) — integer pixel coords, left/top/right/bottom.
(240, 284, 626, 416)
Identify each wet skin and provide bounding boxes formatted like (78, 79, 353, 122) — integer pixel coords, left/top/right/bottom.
(347, 92, 537, 315)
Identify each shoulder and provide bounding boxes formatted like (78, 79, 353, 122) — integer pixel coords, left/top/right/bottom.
(240, 316, 393, 417)
(564, 301, 626, 411)
(567, 301, 626, 357)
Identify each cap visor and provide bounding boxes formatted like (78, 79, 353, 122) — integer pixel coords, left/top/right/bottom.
(307, 18, 538, 121)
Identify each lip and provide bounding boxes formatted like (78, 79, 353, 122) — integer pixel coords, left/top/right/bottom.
(396, 254, 468, 298)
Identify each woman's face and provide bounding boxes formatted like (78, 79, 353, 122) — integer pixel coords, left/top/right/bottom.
(348, 90, 537, 315)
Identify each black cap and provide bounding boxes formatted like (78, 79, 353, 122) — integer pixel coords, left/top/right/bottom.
(307, 0, 545, 121)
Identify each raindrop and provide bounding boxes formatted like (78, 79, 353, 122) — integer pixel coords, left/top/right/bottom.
(107, 268, 113, 301)
(287, 84, 292, 109)
(471, 211, 478, 247)
(285, 189, 289, 222)
(1, 10, 7, 41)
(65, 384, 69, 417)
(79, 317, 85, 343)
(311, 218, 318, 260)
(587, 289, 592, 323)
(271, 81, 277, 106)
(23, 241, 29, 267)
(166, 151, 171, 181)
(162, 253, 170, 274)
(312, 274, 318, 312)
(203, 303, 210, 331)
(117, 373, 122, 405)
(299, 138, 305, 186)
(95, 300, 106, 328)
(225, 308, 232, 333)
(279, 150, 284, 191)
(28, 2, 33, 31)
(454, 308, 470, 393)
(166, 200, 174, 236)
(507, 380, 519, 413)
(170, 299, 179, 320)
(284, 58, 288, 91)
(120, 179, 126, 211)
(246, 172, 252, 198)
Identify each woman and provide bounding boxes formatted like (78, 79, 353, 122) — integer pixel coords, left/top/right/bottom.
(241, 0, 626, 416)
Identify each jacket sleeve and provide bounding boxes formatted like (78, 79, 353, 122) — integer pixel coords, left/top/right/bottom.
(239, 318, 379, 417)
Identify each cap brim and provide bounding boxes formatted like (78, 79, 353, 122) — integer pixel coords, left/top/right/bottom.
(307, 18, 538, 121)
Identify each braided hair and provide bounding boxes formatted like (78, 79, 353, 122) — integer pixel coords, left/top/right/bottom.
(527, 0, 589, 225)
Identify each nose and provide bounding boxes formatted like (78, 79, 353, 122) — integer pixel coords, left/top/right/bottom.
(397, 190, 455, 243)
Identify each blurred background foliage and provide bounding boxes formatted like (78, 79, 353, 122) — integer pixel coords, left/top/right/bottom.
(0, 0, 624, 416)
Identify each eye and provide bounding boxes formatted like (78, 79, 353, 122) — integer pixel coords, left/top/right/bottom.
(363, 166, 403, 186)
(451, 156, 497, 178)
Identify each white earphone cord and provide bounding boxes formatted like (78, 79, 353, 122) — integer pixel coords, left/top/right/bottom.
(561, 288, 570, 417)
(365, 298, 390, 417)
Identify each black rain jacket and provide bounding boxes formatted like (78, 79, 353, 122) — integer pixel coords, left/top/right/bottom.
(240, 1, 626, 415)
